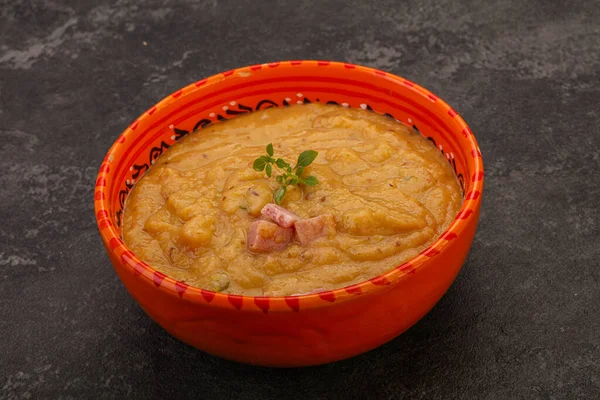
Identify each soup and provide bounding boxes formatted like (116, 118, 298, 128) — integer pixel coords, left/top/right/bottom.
(122, 104, 462, 296)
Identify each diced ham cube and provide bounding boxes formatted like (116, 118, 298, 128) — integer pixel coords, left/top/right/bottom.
(294, 214, 337, 246)
(247, 220, 293, 253)
(261, 203, 300, 228)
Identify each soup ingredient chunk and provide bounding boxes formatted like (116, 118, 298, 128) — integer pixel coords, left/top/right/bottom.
(294, 214, 337, 245)
(247, 220, 294, 253)
(261, 204, 300, 228)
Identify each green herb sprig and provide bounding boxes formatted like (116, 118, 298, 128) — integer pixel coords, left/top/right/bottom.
(253, 143, 319, 204)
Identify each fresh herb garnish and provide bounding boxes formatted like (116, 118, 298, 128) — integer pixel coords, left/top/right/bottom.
(252, 144, 319, 204)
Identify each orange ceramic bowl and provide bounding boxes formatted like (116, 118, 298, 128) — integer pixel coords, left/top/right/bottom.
(94, 61, 484, 367)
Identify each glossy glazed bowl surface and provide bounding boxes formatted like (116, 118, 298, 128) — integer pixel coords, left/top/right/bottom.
(94, 61, 484, 367)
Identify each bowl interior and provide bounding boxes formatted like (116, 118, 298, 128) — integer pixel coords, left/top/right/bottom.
(95, 61, 483, 306)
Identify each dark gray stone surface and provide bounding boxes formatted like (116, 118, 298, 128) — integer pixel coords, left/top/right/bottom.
(1, 0, 599, 398)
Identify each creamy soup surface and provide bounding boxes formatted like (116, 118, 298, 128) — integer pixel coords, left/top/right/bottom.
(122, 104, 462, 296)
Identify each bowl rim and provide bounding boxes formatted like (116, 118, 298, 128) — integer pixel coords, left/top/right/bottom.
(94, 60, 484, 311)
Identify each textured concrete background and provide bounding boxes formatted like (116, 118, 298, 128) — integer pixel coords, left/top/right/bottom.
(1, 0, 599, 399)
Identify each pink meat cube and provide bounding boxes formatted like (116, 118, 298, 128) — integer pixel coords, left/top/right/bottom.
(247, 220, 293, 253)
(261, 204, 300, 228)
(294, 214, 337, 246)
